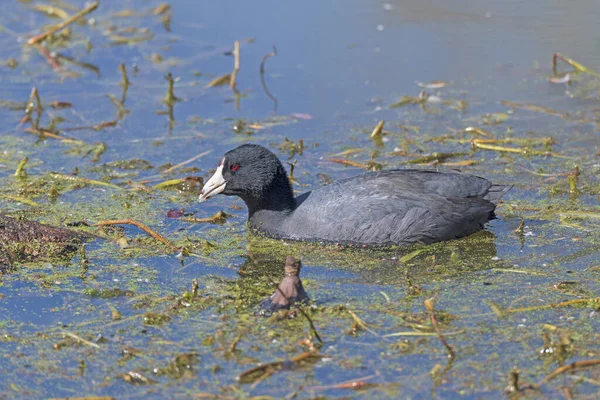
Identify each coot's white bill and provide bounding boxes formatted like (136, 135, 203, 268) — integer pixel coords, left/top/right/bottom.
(199, 164, 226, 202)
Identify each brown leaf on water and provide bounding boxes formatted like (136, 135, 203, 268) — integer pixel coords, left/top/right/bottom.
(389, 148, 421, 157)
(49, 100, 72, 109)
(465, 127, 493, 137)
(416, 80, 448, 89)
(109, 305, 123, 321)
(500, 100, 568, 119)
(424, 297, 435, 312)
(152, 3, 171, 15)
(331, 148, 363, 157)
(370, 120, 385, 138)
(440, 160, 478, 167)
(487, 301, 505, 318)
(110, 33, 154, 45)
(112, 9, 137, 18)
(389, 96, 422, 108)
(206, 74, 231, 88)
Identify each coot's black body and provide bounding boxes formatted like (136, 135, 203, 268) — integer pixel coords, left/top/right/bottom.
(199, 144, 511, 246)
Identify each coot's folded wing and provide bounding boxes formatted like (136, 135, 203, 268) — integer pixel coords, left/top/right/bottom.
(287, 170, 501, 245)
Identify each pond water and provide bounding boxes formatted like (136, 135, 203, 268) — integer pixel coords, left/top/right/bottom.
(1, 0, 599, 398)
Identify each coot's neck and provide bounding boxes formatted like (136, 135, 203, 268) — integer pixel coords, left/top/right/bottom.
(241, 171, 295, 219)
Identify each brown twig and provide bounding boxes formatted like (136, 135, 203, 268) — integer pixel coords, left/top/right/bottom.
(464, 126, 493, 137)
(514, 217, 525, 235)
(23, 87, 43, 129)
(237, 352, 323, 384)
(425, 296, 455, 359)
(563, 387, 574, 400)
(501, 297, 600, 315)
(536, 359, 600, 387)
(61, 330, 102, 349)
(49, 173, 121, 189)
(552, 52, 600, 78)
(106, 94, 129, 120)
(499, 100, 596, 127)
(14, 157, 28, 178)
(260, 46, 277, 74)
(306, 373, 378, 391)
(230, 40, 240, 89)
(504, 367, 520, 395)
(162, 149, 212, 174)
(55, 53, 101, 77)
(120, 62, 130, 86)
(163, 73, 179, 105)
(347, 310, 380, 338)
(28, 1, 99, 45)
(95, 219, 177, 251)
(62, 121, 117, 132)
(285, 159, 297, 182)
(32, 43, 62, 71)
(328, 158, 367, 169)
(500, 100, 569, 119)
(24, 127, 84, 144)
(226, 333, 242, 355)
(471, 139, 567, 158)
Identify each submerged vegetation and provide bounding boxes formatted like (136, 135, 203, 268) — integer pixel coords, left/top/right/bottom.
(0, 1, 599, 399)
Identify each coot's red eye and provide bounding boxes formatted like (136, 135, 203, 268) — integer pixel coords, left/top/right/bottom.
(230, 164, 239, 171)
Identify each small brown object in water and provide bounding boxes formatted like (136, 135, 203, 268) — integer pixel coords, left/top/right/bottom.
(257, 256, 309, 315)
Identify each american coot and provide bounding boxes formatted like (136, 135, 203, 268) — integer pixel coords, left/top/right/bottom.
(199, 144, 511, 246)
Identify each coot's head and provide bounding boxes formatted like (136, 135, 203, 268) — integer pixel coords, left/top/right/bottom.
(199, 144, 294, 215)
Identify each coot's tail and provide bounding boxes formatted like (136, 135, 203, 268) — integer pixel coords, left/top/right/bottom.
(484, 184, 513, 205)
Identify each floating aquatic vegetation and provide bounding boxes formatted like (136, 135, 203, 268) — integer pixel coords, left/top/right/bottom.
(180, 211, 229, 224)
(206, 73, 231, 88)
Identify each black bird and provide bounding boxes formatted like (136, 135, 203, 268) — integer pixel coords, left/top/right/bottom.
(199, 144, 511, 246)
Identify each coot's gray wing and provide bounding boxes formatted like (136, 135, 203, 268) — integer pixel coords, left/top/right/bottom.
(285, 170, 503, 245)
(348, 169, 491, 197)
(376, 169, 512, 204)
